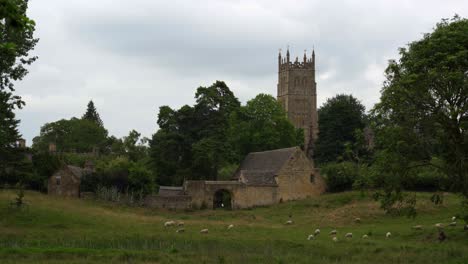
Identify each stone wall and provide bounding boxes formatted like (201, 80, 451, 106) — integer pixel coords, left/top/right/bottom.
(145, 195, 192, 210)
(48, 169, 79, 197)
(275, 150, 325, 202)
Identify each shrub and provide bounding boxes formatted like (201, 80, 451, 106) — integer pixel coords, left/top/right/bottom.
(321, 162, 359, 192)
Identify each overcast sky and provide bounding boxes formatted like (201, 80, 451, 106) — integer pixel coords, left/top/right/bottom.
(16, 0, 468, 144)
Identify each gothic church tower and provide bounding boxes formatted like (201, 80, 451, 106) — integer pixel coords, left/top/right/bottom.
(277, 48, 318, 158)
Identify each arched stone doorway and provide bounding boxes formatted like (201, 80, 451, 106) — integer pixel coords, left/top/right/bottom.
(213, 189, 232, 209)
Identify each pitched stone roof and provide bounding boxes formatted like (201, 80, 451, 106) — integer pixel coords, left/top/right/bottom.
(239, 170, 277, 186)
(233, 147, 299, 185)
(67, 165, 84, 179)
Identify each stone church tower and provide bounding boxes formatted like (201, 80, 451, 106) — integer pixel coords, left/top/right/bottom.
(277, 48, 318, 158)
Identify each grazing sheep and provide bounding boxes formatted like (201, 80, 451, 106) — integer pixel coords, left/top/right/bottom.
(412, 225, 423, 230)
(200, 229, 209, 234)
(307, 234, 315, 240)
(386, 232, 391, 238)
(227, 224, 234, 230)
(464, 224, 468, 231)
(164, 221, 176, 227)
(285, 220, 294, 225)
(362, 234, 369, 239)
(449, 221, 456, 227)
(176, 228, 185, 233)
(314, 229, 321, 235)
(177, 221, 184, 227)
(329, 230, 337, 235)
(451, 216, 456, 221)
(332, 236, 338, 242)
(435, 223, 444, 229)
(354, 217, 361, 223)
(345, 233, 353, 238)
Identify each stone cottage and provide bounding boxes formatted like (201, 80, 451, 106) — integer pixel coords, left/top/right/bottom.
(48, 165, 85, 197)
(145, 147, 326, 209)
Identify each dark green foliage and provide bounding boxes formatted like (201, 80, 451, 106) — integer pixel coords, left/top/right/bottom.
(82, 157, 155, 195)
(150, 81, 241, 185)
(82, 100, 104, 128)
(370, 16, 468, 215)
(314, 94, 367, 164)
(372, 16, 468, 197)
(0, 0, 37, 183)
(320, 162, 359, 192)
(32, 118, 108, 153)
(228, 94, 303, 161)
(0, 91, 23, 177)
(0, 0, 38, 94)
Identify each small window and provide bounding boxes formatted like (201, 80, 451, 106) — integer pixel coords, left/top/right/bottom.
(55, 176, 61, 185)
(310, 174, 315, 183)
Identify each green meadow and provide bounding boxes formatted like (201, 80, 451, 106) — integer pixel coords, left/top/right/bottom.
(0, 190, 467, 263)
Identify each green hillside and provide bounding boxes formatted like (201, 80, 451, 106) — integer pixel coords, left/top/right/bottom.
(0, 190, 467, 263)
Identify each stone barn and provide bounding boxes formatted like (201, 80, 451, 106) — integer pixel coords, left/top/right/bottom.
(48, 165, 85, 197)
(145, 147, 326, 209)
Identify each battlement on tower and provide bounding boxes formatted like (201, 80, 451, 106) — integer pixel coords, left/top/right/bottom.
(278, 48, 315, 71)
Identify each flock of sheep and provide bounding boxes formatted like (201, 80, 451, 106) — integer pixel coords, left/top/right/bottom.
(163, 216, 466, 242)
(163, 220, 234, 234)
(302, 216, 465, 242)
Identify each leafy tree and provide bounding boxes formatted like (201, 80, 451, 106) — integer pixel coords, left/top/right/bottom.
(82, 100, 104, 127)
(0, 0, 38, 94)
(122, 130, 148, 162)
(32, 118, 108, 153)
(314, 94, 367, 164)
(372, 16, 468, 198)
(150, 81, 240, 185)
(228, 93, 303, 161)
(0, 0, 38, 179)
(0, 91, 23, 176)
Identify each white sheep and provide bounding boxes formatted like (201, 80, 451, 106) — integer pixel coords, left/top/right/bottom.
(329, 230, 337, 235)
(177, 221, 184, 227)
(307, 234, 315, 240)
(200, 229, 209, 234)
(435, 223, 444, 229)
(449, 221, 456, 227)
(285, 220, 294, 225)
(176, 228, 185, 233)
(412, 225, 423, 230)
(362, 234, 369, 239)
(354, 217, 361, 223)
(345, 232, 353, 238)
(164, 221, 176, 227)
(386, 232, 392, 238)
(227, 224, 234, 230)
(452, 216, 456, 221)
(314, 229, 320, 235)
(332, 236, 338, 242)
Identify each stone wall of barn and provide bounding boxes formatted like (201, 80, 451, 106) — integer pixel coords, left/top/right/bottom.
(48, 169, 80, 197)
(275, 150, 326, 202)
(232, 185, 278, 208)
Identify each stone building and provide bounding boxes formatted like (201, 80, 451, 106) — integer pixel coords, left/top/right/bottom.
(145, 147, 326, 210)
(277, 48, 318, 158)
(48, 165, 85, 197)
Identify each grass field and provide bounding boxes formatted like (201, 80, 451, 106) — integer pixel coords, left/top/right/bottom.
(0, 190, 467, 263)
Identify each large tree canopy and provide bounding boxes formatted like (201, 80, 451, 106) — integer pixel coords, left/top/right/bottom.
(314, 94, 367, 164)
(372, 16, 468, 196)
(32, 118, 108, 153)
(150, 81, 241, 185)
(228, 93, 303, 161)
(0, 0, 37, 179)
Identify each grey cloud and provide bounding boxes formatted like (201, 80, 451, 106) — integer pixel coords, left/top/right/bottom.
(14, 0, 468, 144)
